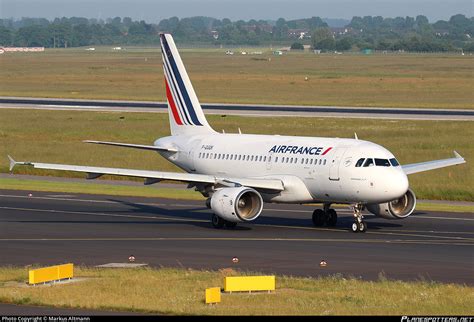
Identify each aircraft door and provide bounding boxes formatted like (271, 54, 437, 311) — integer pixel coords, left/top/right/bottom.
(328, 147, 348, 180)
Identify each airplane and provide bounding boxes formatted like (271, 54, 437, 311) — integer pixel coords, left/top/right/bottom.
(8, 33, 466, 233)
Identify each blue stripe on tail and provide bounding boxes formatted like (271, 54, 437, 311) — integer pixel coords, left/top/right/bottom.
(160, 35, 203, 126)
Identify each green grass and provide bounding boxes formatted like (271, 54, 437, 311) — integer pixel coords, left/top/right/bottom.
(0, 109, 472, 201)
(0, 266, 472, 315)
(0, 49, 473, 109)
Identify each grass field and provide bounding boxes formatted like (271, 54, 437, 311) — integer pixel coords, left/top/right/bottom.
(0, 266, 472, 315)
(1, 48, 473, 109)
(0, 109, 472, 201)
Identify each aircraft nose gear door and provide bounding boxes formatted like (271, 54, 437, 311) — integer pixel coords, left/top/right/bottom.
(328, 147, 348, 181)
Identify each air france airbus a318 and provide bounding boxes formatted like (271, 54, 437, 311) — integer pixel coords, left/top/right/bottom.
(9, 33, 466, 233)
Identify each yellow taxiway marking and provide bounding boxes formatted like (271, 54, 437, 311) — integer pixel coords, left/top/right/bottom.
(1, 206, 473, 243)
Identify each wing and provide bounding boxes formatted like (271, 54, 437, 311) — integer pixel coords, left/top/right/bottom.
(83, 140, 178, 153)
(7, 156, 284, 191)
(402, 151, 466, 175)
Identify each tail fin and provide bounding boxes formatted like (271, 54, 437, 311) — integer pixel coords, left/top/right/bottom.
(159, 33, 215, 136)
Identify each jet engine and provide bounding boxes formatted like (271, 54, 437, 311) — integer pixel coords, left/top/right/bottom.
(366, 189, 416, 220)
(210, 187, 263, 223)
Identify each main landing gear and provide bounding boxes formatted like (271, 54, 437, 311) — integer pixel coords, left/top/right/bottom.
(351, 203, 367, 233)
(211, 213, 237, 229)
(312, 204, 338, 227)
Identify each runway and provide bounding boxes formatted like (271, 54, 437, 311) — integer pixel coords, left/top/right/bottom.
(1, 96, 473, 121)
(0, 189, 472, 285)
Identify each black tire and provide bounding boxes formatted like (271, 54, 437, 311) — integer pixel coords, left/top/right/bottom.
(326, 209, 337, 227)
(312, 209, 325, 226)
(224, 221, 238, 229)
(359, 221, 367, 233)
(211, 214, 225, 228)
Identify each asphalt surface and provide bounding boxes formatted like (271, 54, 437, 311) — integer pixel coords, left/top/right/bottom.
(1, 97, 473, 120)
(0, 189, 472, 286)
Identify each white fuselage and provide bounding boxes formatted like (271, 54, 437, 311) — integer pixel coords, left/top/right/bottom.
(155, 133, 409, 205)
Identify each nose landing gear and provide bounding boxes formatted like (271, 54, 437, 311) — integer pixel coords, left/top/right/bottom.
(351, 203, 367, 233)
(312, 204, 338, 227)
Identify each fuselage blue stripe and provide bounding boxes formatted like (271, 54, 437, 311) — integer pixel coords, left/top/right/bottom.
(162, 52, 192, 125)
(161, 36, 203, 126)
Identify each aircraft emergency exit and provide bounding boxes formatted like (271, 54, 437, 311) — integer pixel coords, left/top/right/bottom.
(8, 33, 466, 232)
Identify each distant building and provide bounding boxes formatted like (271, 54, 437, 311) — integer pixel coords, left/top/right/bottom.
(0, 47, 45, 52)
(288, 29, 310, 39)
(330, 27, 354, 35)
(211, 30, 219, 40)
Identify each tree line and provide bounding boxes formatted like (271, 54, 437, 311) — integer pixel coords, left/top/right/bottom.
(0, 14, 472, 52)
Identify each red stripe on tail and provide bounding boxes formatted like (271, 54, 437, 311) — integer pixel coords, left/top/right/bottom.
(165, 77, 183, 125)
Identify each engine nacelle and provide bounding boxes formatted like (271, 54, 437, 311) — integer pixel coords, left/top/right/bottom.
(210, 187, 263, 223)
(366, 188, 417, 220)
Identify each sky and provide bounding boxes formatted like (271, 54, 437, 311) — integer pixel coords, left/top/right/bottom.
(0, 0, 472, 22)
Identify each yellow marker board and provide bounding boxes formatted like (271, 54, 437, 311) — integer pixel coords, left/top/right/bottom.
(205, 287, 221, 304)
(224, 276, 275, 293)
(29, 263, 74, 285)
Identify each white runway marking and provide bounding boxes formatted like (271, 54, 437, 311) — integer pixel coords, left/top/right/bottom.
(0, 236, 470, 246)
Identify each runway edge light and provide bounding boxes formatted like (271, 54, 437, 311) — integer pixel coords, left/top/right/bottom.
(205, 287, 221, 304)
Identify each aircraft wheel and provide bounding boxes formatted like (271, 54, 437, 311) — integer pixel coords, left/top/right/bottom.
(351, 222, 359, 233)
(359, 221, 367, 233)
(326, 209, 338, 227)
(211, 214, 225, 228)
(312, 209, 325, 226)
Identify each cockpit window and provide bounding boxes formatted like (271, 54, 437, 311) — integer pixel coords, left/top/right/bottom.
(355, 158, 365, 167)
(390, 158, 400, 166)
(363, 158, 374, 167)
(375, 158, 390, 167)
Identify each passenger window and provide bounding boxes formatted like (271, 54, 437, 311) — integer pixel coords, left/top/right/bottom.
(390, 158, 400, 166)
(355, 158, 365, 167)
(375, 158, 390, 167)
(363, 158, 374, 167)
(275, 156, 278, 162)
(264, 156, 267, 162)
(324, 159, 327, 165)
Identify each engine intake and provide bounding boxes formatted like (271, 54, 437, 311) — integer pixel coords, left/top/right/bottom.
(366, 188, 416, 220)
(210, 187, 263, 223)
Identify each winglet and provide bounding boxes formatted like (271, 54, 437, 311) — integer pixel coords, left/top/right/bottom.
(7, 155, 16, 173)
(453, 151, 464, 160)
